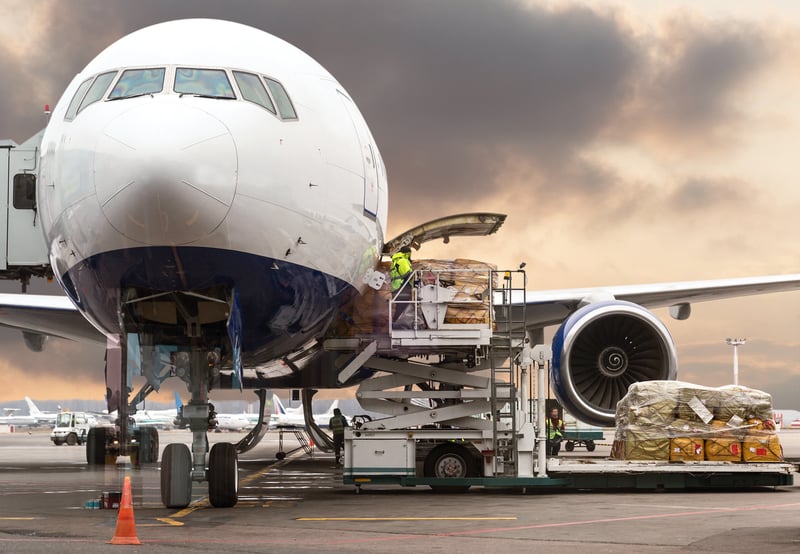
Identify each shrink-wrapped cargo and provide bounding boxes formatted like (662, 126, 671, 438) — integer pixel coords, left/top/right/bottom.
(330, 258, 496, 336)
(615, 381, 780, 463)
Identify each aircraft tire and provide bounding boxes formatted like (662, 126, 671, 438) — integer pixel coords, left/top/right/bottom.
(208, 442, 238, 508)
(86, 427, 107, 465)
(424, 443, 476, 493)
(161, 443, 192, 508)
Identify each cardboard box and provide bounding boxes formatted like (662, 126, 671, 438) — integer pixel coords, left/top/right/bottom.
(705, 438, 742, 462)
(742, 434, 782, 462)
(669, 438, 704, 461)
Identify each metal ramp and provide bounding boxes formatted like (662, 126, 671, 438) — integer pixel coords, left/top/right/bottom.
(276, 427, 314, 459)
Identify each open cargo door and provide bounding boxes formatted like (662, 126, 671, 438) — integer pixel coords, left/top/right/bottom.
(382, 213, 506, 255)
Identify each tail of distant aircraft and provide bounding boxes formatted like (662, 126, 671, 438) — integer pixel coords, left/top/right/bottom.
(272, 394, 287, 415)
(24, 396, 43, 416)
(327, 400, 339, 417)
(173, 390, 183, 411)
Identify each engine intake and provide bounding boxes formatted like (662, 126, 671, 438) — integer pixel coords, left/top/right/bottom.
(551, 300, 677, 427)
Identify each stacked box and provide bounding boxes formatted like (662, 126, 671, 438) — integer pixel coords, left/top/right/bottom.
(712, 386, 773, 421)
(705, 438, 742, 462)
(621, 426, 670, 461)
(743, 433, 783, 462)
(666, 419, 712, 439)
(669, 438, 704, 461)
(615, 381, 781, 463)
(676, 384, 717, 423)
(331, 259, 496, 335)
(614, 380, 678, 436)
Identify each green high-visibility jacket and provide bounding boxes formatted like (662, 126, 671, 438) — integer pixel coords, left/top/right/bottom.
(390, 251, 412, 292)
(546, 417, 564, 440)
(329, 414, 347, 435)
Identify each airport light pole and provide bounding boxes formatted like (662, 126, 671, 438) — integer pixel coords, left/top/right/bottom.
(726, 337, 746, 386)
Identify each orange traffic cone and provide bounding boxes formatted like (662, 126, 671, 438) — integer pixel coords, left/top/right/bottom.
(108, 475, 141, 545)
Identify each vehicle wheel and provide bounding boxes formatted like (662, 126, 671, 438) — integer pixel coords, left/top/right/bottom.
(586, 440, 596, 452)
(137, 427, 160, 464)
(86, 427, 108, 465)
(161, 443, 192, 508)
(276, 451, 286, 460)
(423, 443, 476, 493)
(208, 442, 238, 508)
(66, 433, 77, 446)
(564, 441, 575, 452)
(53, 438, 64, 446)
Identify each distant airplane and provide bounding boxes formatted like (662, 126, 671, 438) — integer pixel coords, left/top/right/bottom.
(0, 18, 799, 509)
(0, 406, 36, 427)
(24, 397, 58, 425)
(215, 412, 255, 432)
(270, 394, 341, 429)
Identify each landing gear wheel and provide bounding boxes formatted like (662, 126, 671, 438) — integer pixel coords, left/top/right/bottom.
(86, 427, 108, 465)
(161, 443, 192, 508)
(138, 427, 160, 463)
(423, 443, 476, 493)
(586, 440, 596, 452)
(208, 442, 238, 508)
(565, 441, 575, 452)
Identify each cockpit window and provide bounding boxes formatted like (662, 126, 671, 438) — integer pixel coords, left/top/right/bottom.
(233, 71, 276, 114)
(264, 78, 298, 120)
(64, 78, 94, 121)
(77, 71, 117, 113)
(175, 68, 235, 98)
(108, 68, 165, 99)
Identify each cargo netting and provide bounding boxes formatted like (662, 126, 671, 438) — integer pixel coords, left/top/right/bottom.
(612, 381, 781, 462)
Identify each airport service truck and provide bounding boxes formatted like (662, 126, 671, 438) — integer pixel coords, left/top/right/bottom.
(50, 412, 96, 446)
(326, 264, 795, 492)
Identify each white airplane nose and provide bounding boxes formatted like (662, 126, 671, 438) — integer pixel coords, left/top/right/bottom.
(94, 103, 237, 245)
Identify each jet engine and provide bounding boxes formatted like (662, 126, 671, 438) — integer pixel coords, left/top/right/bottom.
(551, 300, 677, 427)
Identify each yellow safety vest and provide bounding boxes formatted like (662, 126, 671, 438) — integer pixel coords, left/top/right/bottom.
(546, 418, 563, 440)
(390, 252, 412, 292)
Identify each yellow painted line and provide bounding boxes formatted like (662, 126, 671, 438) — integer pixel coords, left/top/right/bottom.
(162, 448, 305, 523)
(152, 517, 185, 526)
(0, 517, 36, 520)
(297, 517, 518, 521)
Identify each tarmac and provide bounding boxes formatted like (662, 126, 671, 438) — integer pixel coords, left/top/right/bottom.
(1, 427, 800, 553)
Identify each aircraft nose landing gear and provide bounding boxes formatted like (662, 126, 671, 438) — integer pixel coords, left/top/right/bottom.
(160, 348, 239, 509)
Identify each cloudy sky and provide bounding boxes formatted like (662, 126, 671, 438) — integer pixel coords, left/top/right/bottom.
(1, 0, 800, 408)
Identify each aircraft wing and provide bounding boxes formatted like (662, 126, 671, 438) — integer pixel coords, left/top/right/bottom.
(501, 274, 800, 328)
(0, 293, 106, 343)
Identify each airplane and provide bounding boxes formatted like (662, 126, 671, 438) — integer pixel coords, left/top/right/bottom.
(0, 407, 37, 427)
(24, 396, 58, 425)
(0, 18, 800, 508)
(215, 412, 255, 432)
(270, 394, 341, 429)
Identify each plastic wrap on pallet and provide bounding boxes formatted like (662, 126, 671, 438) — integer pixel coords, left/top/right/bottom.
(613, 381, 781, 462)
(330, 259, 496, 336)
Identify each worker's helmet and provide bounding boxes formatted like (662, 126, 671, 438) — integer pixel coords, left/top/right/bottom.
(400, 245, 412, 254)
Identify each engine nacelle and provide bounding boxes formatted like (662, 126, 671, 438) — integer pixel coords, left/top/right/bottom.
(551, 300, 677, 427)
